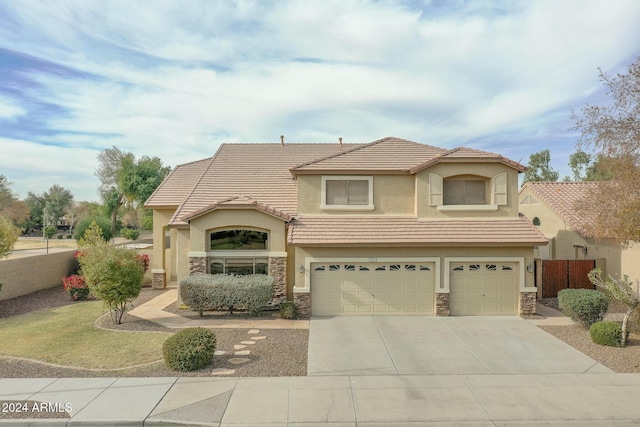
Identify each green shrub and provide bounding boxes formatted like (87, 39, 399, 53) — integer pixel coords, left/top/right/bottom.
(57, 234, 64, 239)
(280, 301, 298, 319)
(120, 227, 140, 240)
(590, 321, 625, 347)
(558, 288, 609, 328)
(79, 245, 144, 324)
(180, 274, 274, 316)
(163, 327, 217, 372)
(74, 216, 113, 242)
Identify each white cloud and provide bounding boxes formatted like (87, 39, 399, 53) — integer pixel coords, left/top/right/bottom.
(0, 0, 639, 200)
(0, 98, 26, 119)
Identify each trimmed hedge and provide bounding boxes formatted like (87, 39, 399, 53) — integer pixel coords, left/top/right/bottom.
(163, 327, 217, 372)
(590, 321, 625, 347)
(180, 274, 274, 316)
(558, 288, 609, 329)
(280, 301, 298, 320)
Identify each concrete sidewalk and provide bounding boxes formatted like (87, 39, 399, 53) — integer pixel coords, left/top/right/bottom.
(2, 374, 640, 425)
(129, 286, 309, 330)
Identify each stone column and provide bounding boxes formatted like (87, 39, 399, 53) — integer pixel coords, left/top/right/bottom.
(520, 291, 537, 315)
(151, 269, 166, 289)
(435, 292, 449, 316)
(294, 292, 310, 318)
(189, 256, 208, 275)
(268, 256, 287, 304)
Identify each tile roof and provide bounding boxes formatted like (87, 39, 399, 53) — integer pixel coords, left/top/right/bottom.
(145, 157, 213, 207)
(520, 181, 601, 237)
(409, 147, 527, 173)
(291, 137, 447, 173)
(146, 137, 528, 226)
(288, 215, 548, 246)
(181, 196, 292, 222)
(167, 143, 363, 224)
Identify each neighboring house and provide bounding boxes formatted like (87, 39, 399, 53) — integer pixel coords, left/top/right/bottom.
(519, 181, 640, 282)
(145, 137, 547, 317)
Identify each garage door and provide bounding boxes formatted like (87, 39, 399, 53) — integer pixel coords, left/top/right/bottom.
(449, 262, 518, 315)
(311, 262, 435, 316)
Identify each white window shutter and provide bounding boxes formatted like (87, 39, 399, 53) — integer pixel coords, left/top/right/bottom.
(429, 173, 443, 206)
(493, 173, 507, 205)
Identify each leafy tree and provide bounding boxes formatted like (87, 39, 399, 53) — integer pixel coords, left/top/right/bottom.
(26, 184, 74, 227)
(78, 220, 108, 248)
(74, 217, 113, 243)
(0, 215, 20, 258)
(566, 150, 615, 181)
(572, 56, 640, 245)
(0, 175, 29, 227)
(588, 268, 639, 347)
(79, 245, 144, 324)
(96, 147, 169, 238)
(522, 149, 559, 184)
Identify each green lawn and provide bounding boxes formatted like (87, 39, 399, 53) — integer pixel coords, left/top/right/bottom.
(0, 302, 171, 369)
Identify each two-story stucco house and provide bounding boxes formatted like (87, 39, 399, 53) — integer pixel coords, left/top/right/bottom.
(145, 137, 547, 317)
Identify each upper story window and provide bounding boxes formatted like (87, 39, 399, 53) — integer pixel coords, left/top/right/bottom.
(443, 179, 486, 205)
(210, 229, 268, 250)
(429, 173, 507, 212)
(321, 176, 374, 211)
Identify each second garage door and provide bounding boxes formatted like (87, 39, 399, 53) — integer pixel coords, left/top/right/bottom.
(449, 262, 519, 315)
(311, 262, 435, 316)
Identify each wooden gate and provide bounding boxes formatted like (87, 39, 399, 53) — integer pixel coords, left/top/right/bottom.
(541, 260, 596, 298)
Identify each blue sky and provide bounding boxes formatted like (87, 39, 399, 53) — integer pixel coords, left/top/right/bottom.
(1, 0, 639, 202)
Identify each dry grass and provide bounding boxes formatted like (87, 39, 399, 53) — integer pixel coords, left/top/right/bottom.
(0, 301, 171, 369)
(13, 238, 78, 251)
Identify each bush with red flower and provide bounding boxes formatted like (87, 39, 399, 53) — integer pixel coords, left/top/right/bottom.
(62, 274, 90, 301)
(135, 253, 150, 273)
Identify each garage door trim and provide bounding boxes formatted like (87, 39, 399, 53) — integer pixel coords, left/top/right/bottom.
(301, 257, 441, 294)
(443, 257, 526, 293)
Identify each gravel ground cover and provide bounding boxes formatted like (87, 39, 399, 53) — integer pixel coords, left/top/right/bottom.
(538, 297, 640, 373)
(0, 286, 307, 377)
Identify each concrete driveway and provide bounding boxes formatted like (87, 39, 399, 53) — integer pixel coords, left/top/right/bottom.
(308, 316, 612, 376)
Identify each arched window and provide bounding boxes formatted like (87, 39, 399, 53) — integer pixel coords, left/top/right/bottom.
(210, 229, 268, 250)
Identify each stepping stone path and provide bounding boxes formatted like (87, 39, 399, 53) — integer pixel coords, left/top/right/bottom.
(211, 329, 269, 375)
(211, 368, 236, 376)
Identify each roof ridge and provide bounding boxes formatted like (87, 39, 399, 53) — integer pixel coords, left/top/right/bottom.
(171, 146, 223, 222)
(289, 137, 391, 170)
(144, 156, 214, 206)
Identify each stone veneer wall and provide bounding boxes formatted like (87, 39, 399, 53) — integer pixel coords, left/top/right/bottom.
(268, 257, 287, 304)
(189, 257, 208, 275)
(520, 291, 537, 315)
(151, 270, 166, 289)
(294, 293, 310, 318)
(435, 293, 449, 316)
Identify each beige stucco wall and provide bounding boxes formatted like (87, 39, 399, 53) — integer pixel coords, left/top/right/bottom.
(152, 209, 176, 278)
(188, 208, 287, 253)
(293, 245, 535, 291)
(621, 244, 640, 283)
(416, 163, 520, 219)
(518, 187, 623, 278)
(296, 174, 415, 215)
(0, 250, 76, 300)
